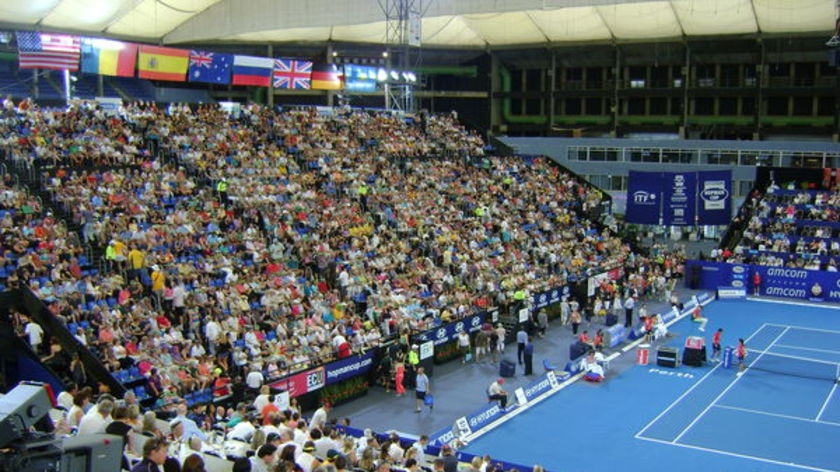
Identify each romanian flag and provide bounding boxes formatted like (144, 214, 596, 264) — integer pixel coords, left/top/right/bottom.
(232, 55, 274, 87)
(80, 38, 138, 77)
(310, 63, 342, 90)
(137, 45, 189, 81)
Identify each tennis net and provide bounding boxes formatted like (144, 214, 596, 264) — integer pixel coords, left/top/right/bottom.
(744, 351, 840, 383)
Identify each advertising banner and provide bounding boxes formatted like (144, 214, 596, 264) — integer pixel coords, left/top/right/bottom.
(696, 170, 732, 225)
(663, 171, 697, 226)
(413, 314, 485, 346)
(324, 351, 375, 385)
(531, 285, 569, 311)
(625, 171, 661, 224)
(686, 260, 840, 303)
(270, 367, 325, 398)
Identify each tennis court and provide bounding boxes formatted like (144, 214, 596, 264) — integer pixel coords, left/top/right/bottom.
(461, 299, 840, 472)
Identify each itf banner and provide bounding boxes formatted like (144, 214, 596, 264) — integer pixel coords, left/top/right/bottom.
(696, 170, 732, 225)
(626, 171, 661, 224)
(626, 171, 731, 226)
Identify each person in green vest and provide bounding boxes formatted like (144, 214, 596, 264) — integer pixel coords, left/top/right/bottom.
(216, 178, 229, 207)
(407, 343, 420, 388)
(357, 181, 369, 213)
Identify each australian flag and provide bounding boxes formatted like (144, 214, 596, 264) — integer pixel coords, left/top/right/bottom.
(273, 59, 312, 89)
(188, 50, 232, 84)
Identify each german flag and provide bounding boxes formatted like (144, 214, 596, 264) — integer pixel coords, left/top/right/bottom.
(310, 63, 342, 90)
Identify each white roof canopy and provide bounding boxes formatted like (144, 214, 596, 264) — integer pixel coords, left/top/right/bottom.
(0, 0, 834, 47)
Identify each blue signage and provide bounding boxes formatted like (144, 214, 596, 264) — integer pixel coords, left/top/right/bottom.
(696, 170, 732, 225)
(687, 260, 840, 303)
(626, 171, 661, 224)
(663, 171, 697, 226)
(324, 350, 376, 385)
(413, 314, 485, 347)
(531, 285, 569, 311)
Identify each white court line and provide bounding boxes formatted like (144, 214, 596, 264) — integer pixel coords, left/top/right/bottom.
(749, 297, 840, 310)
(759, 350, 840, 368)
(634, 322, 771, 439)
(672, 326, 790, 443)
(773, 344, 840, 356)
(763, 323, 840, 335)
(636, 434, 839, 472)
(816, 367, 839, 422)
(714, 403, 840, 427)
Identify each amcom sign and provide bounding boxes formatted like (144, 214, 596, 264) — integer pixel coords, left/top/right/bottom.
(766, 287, 806, 297)
(767, 268, 808, 279)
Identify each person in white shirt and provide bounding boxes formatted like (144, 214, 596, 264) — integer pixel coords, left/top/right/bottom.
(56, 383, 78, 412)
(204, 317, 221, 354)
(310, 403, 331, 431)
(227, 414, 256, 442)
(77, 398, 114, 435)
(253, 385, 272, 412)
(249, 443, 278, 472)
(245, 365, 265, 392)
(24, 318, 44, 353)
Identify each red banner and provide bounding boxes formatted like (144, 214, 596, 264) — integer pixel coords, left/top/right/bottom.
(270, 367, 325, 398)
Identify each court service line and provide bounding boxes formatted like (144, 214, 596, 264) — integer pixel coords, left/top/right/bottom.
(773, 344, 840, 356)
(671, 326, 790, 444)
(634, 322, 771, 439)
(763, 323, 840, 334)
(760, 350, 840, 367)
(714, 403, 840, 427)
(815, 368, 839, 422)
(749, 297, 840, 310)
(636, 434, 839, 472)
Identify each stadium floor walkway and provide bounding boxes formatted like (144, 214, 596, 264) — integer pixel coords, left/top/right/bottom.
(324, 285, 709, 441)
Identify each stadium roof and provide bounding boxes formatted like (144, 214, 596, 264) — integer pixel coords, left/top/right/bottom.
(1, 0, 835, 48)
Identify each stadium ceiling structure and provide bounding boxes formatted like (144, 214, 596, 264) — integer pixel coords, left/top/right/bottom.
(0, 0, 835, 48)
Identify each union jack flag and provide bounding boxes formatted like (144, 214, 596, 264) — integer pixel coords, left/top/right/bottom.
(273, 59, 312, 89)
(189, 50, 214, 68)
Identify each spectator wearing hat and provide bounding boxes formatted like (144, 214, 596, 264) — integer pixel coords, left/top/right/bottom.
(487, 378, 508, 409)
(297, 441, 320, 472)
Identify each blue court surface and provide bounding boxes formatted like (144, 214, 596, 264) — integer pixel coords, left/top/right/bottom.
(461, 299, 840, 472)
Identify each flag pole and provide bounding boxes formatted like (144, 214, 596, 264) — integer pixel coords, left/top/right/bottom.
(63, 69, 71, 105)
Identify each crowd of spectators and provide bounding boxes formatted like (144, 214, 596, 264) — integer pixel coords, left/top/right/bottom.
(0, 95, 703, 471)
(713, 183, 840, 270)
(0, 99, 638, 407)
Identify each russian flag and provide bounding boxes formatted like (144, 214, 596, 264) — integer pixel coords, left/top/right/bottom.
(232, 55, 274, 87)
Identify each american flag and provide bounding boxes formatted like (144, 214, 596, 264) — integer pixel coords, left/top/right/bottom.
(189, 50, 214, 68)
(273, 59, 312, 89)
(16, 31, 81, 71)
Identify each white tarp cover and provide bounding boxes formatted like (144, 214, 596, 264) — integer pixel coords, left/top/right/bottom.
(0, 0, 834, 46)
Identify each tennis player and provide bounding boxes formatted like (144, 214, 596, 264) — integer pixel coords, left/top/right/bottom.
(735, 338, 747, 375)
(711, 328, 723, 361)
(691, 305, 708, 332)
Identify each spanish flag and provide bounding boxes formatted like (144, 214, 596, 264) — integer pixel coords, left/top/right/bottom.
(310, 63, 342, 90)
(80, 39, 137, 77)
(137, 45, 189, 81)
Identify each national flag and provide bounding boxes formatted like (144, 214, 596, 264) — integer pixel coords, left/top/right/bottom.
(80, 38, 138, 77)
(188, 50, 232, 85)
(273, 59, 312, 89)
(232, 55, 274, 87)
(137, 45, 189, 81)
(310, 63, 342, 90)
(16, 32, 81, 71)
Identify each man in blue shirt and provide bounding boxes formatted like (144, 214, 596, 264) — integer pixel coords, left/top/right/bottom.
(414, 366, 430, 413)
